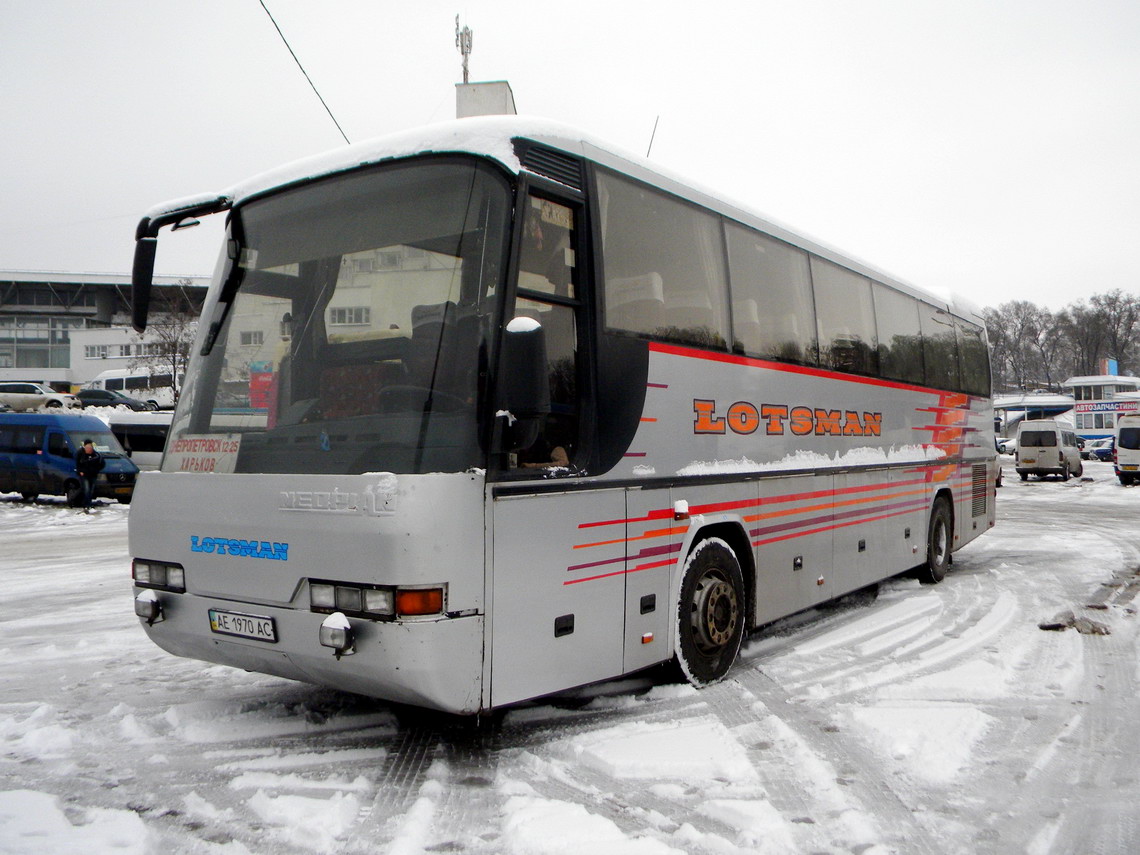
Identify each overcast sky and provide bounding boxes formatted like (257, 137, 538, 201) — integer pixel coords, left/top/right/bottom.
(2, 0, 1138, 311)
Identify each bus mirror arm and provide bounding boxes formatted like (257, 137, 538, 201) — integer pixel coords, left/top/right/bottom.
(131, 195, 233, 333)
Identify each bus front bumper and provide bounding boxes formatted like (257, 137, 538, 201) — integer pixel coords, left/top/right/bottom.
(133, 588, 486, 714)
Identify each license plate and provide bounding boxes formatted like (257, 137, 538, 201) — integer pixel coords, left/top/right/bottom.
(1021, 456, 1036, 464)
(208, 609, 277, 643)
(114, 486, 131, 494)
(1123, 465, 1138, 471)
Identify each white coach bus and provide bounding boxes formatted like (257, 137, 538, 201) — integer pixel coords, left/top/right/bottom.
(129, 118, 996, 714)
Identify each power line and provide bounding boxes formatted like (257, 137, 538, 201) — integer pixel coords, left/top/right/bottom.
(258, 0, 351, 146)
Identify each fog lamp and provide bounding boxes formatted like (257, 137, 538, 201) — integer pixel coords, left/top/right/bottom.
(319, 612, 355, 658)
(134, 589, 164, 625)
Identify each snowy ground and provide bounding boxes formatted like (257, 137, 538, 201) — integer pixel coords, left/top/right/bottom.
(2, 457, 1139, 854)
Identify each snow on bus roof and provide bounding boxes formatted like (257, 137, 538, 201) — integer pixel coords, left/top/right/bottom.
(143, 115, 978, 321)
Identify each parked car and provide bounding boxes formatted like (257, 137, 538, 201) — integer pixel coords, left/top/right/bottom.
(1082, 437, 1113, 461)
(76, 388, 151, 411)
(997, 437, 1017, 454)
(1088, 436, 1116, 463)
(1015, 419, 1084, 481)
(0, 381, 80, 411)
(0, 412, 139, 505)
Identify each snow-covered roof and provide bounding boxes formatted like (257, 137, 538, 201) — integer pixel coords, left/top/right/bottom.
(143, 116, 979, 322)
(993, 393, 1074, 410)
(1063, 375, 1140, 386)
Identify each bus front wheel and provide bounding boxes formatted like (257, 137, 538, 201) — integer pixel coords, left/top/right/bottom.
(918, 497, 952, 585)
(675, 537, 745, 686)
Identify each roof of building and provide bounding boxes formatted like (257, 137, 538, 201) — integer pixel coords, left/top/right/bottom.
(0, 270, 209, 288)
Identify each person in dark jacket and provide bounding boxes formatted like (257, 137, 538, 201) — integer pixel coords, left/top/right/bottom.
(75, 438, 104, 512)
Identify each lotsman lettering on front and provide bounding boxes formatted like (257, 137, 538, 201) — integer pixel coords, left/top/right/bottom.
(190, 536, 289, 561)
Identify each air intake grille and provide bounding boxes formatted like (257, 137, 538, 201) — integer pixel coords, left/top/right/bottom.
(515, 143, 584, 192)
(971, 464, 988, 517)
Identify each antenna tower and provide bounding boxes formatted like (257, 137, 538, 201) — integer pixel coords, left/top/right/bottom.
(455, 16, 473, 84)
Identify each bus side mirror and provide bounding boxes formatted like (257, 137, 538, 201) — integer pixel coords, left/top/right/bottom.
(499, 317, 550, 451)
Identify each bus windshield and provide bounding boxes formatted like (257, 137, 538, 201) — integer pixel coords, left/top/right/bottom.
(164, 158, 510, 475)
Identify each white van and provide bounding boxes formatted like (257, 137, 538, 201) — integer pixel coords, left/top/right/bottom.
(1015, 419, 1083, 481)
(102, 410, 173, 471)
(85, 368, 180, 410)
(1114, 414, 1140, 486)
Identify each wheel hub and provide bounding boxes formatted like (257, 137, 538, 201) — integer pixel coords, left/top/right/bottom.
(692, 572, 739, 650)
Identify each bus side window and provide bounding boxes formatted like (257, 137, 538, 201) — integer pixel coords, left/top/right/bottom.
(920, 302, 962, 391)
(811, 257, 878, 376)
(725, 223, 817, 364)
(873, 281, 925, 385)
(597, 170, 729, 350)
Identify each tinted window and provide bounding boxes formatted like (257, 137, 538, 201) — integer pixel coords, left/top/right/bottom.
(1119, 428, 1140, 451)
(48, 432, 71, 457)
(811, 258, 878, 375)
(872, 282, 924, 384)
(11, 427, 44, 454)
(1020, 430, 1056, 448)
(598, 171, 730, 350)
(919, 303, 960, 390)
(725, 224, 817, 364)
(957, 321, 991, 396)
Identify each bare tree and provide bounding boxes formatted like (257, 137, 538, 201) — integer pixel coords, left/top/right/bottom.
(1025, 306, 1065, 389)
(1090, 289, 1140, 373)
(129, 280, 200, 403)
(1057, 302, 1107, 377)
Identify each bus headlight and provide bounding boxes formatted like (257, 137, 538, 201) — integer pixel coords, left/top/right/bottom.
(133, 559, 186, 593)
(308, 580, 403, 619)
(319, 612, 354, 658)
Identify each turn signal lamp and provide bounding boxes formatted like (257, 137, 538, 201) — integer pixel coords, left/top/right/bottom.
(396, 588, 444, 616)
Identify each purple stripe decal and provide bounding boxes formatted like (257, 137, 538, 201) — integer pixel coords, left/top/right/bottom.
(749, 497, 929, 540)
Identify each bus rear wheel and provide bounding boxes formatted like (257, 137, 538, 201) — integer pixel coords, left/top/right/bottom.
(918, 497, 952, 584)
(675, 537, 745, 685)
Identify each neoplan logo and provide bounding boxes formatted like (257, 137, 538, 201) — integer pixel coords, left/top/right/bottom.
(693, 399, 882, 437)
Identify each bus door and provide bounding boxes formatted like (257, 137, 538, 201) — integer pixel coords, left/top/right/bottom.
(490, 181, 630, 706)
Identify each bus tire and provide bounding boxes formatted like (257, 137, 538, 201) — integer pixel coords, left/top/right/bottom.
(65, 481, 84, 508)
(20, 491, 37, 502)
(918, 497, 952, 584)
(1060, 462, 1070, 481)
(675, 537, 745, 686)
